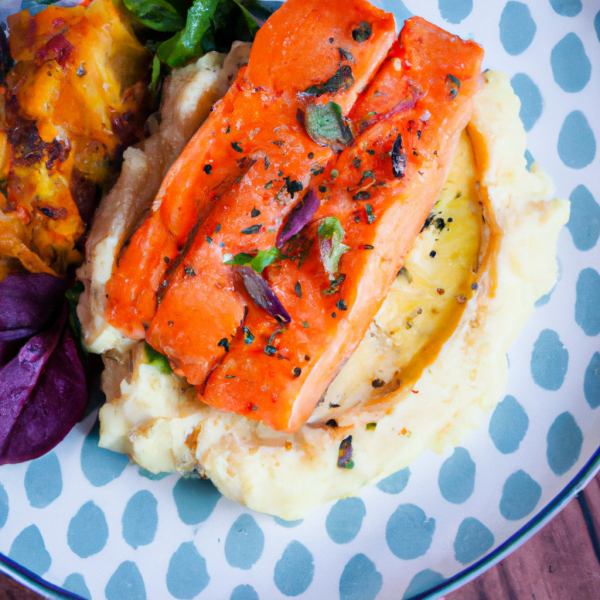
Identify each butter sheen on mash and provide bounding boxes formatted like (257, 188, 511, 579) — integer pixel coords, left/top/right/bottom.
(90, 66, 569, 519)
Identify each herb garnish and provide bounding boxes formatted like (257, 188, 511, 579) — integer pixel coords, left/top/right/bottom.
(304, 65, 354, 96)
(231, 141, 243, 153)
(366, 422, 377, 431)
(318, 217, 350, 278)
(336, 299, 347, 310)
(145, 342, 172, 374)
(303, 102, 353, 152)
(446, 73, 461, 98)
(365, 204, 376, 224)
(251, 207, 261, 217)
(322, 273, 346, 295)
(204, 164, 212, 174)
(283, 176, 303, 199)
(184, 266, 196, 276)
(352, 191, 370, 200)
(338, 47, 355, 63)
(218, 337, 230, 352)
(294, 281, 302, 298)
(392, 133, 407, 179)
(292, 367, 302, 377)
(223, 247, 281, 273)
(243, 327, 255, 345)
(241, 224, 262, 235)
(264, 180, 273, 189)
(352, 21, 372, 43)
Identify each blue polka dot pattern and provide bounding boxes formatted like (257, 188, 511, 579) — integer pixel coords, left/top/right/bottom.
(557, 111, 596, 169)
(438, 448, 476, 504)
(386, 504, 435, 560)
(510, 73, 543, 131)
(105, 562, 146, 600)
(230, 584, 259, 600)
(0, 3, 598, 599)
(63, 574, 91, 600)
(547, 412, 583, 476)
(489, 396, 529, 454)
(225, 514, 265, 569)
(551, 33, 591, 93)
(0, 482, 9, 530)
(530, 329, 569, 391)
(584, 353, 600, 409)
(24, 452, 62, 509)
(80, 419, 129, 487)
(438, 0, 472, 24)
(339, 554, 382, 600)
(377, 467, 410, 494)
(499, 2, 536, 55)
(454, 518, 495, 564)
(67, 501, 109, 558)
(549, 0, 582, 17)
(567, 185, 600, 251)
(402, 570, 445, 600)
(167, 542, 210, 599)
(500, 471, 542, 520)
(172, 476, 221, 525)
(273, 541, 314, 597)
(575, 268, 600, 336)
(326, 498, 366, 544)
(122, 490, 158, 549)
(9, 525, 51, 576)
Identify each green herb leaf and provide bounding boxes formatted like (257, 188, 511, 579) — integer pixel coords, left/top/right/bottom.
(124, 0, 186, 32)
(232, 0, 259, 38)
(304, 102, 353, 152)
(352, 21, 372, 43)
(158, 0, 221, 67)
(365, 204, 376, 224)
(318, 217, 350, 278)
(149, 54, 162, 94)
(145, 342, 173, 374)
(304, 65, 354, 97)
(223, 248, 281, 273)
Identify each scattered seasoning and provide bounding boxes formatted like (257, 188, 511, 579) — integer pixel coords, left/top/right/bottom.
(264, 180, 273, 189)
(429, 250, 437, 258)
(308, 152, 314, 159)
(372, 379, 385, 388)
(437, 288, 445, 295)
(365, 204, 376, 224)
(284, 176, 303, 199)
(271, 140, 284, 148)
(264, 345, 277, 356)
(203, 164, 212, 174)
(305, 355, 311, 361)
(205, 236, 213, 245)
(367, 111, 377, 116)
(338, 47, 355, 63)
(292, 367, 302, 378)
(311, 165, 325, 176)
(366, 149, 375, 155)
(285, 441, 292, 451)
(399, 266, 413, 283)
(241, 224, 262, 235)
(471, 282, 478, 290)
(337, 435, 354, 469)
(294, 281, 302, 298)
(215, 223, 221, 233)
(302, 321, 309, 328)
(329, 37, 334, 43)
(76, 64, 86, 77)
(417, 130, 422, 140)
(225, 125, 231, 134)
(322, 274, 346, 295)
(168, 321, 174, 327)
(218, 338, 230, 352)
(352, 190, 371, 200)
(391, 133, 407, 179)
(224, 375, 236, 379)
(163, 256, 170, 264)
(412, 390, 419, 394)
(331, 169, 339, 179)
(366, 422, 377, 431)
(251, 405, 259, 411)
(327, 419, 339, 428)
(184, 266, 196, 276)
(243, 327, 255, 345)
(354, 215, 361, 223)
(329, 402, 340, 408)
(319, 185, 327, 193)
(457, 295, 467, 303)
(406, 319, 413, 329)
(278, 170, 284, 176)
(363, 245, 374, 250)
(352, 21, 372, 43)
(434, 217, 445, 231)
(448, 217, 453, 223)
(231, 141, 243, 153)
(446, 73, 461, 99)
(401, 427, 407, 435)
(251, 208, 261, 218)
(264, 156, 270, 170)
(304, 65, 354, 96)
(352, 156, 362, 169)
(336, 299, 347, 311)
(331, 312, 337, 318)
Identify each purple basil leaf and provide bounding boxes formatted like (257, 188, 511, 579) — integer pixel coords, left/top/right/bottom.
(0, 271, 69, 339)
(0, 303, 87, 465)
(239, 266, 291, 323)
(277, 188, 320, 248)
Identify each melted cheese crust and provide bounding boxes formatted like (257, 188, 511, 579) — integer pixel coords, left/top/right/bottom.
(98, 71, 569, 519)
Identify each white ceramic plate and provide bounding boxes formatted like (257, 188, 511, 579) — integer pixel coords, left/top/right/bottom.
(1, 0, 599, 599)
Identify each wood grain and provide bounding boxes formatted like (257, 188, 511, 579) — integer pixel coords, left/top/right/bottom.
(3, 474, 600, 599)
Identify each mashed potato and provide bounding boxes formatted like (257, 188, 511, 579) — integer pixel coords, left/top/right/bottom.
(89, 68, 569, 520)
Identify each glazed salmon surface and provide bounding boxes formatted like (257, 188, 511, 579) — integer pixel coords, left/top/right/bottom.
(106, 4, 484, 432)
(105, 0, 395, 338)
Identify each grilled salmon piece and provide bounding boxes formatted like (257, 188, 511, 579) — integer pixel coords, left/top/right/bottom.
(105, 0, 395, 339)
(201, 17, 484, 432)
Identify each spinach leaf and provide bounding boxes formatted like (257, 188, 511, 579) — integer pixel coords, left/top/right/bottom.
(304, 66, 354, 97)
(303, 101, 353, 152)
(124, 0, 186, 32)
(233, 0, 259, 38)
(158, 0, 222, 67)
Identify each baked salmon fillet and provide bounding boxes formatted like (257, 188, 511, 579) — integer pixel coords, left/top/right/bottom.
(105, 1, 484, 432)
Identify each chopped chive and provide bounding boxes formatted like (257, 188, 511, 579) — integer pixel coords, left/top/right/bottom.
(241, 224, 262, 235)
(205, 236, 213, 245)
(225, 374, 236, 379)
(365, 204, 376, 224)
(231, 141, 243, 152)
(243, 327, 255, 345)
(302, 321, 309, 328)
(184, 266, 195, 276)
(264, 344, 277, 356)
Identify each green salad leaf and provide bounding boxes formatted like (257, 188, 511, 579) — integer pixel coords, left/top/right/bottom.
(124, 0, 186, 32)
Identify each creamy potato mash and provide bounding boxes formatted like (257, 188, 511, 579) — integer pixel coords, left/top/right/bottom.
(89, 69, 569, 520)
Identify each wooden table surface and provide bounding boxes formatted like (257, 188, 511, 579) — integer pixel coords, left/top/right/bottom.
(2, 473, 600, 600)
